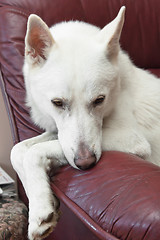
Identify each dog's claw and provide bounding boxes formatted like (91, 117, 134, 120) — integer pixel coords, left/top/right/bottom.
(40, 226, 53, 238)
(41, 212, 54, 225)
(33, 226, 54, 240)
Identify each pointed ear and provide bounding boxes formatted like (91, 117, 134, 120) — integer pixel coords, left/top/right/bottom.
(25, 14, 55, 66)
(99, 6, 125, 60)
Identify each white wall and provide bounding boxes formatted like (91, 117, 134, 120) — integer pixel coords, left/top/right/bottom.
(0, 87, 16, 181)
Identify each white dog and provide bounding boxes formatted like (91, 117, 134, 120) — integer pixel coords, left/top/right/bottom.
(11, 6, 160, 240)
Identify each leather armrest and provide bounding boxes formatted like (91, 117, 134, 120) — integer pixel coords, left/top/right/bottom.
(52, 151, 160, 240)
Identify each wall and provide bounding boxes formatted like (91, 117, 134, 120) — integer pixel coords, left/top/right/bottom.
(0, 87, 16, 181)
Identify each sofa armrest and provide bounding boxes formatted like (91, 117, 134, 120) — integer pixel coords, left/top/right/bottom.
(52, 151, 160, 240)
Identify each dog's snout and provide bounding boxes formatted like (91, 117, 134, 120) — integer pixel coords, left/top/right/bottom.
(74, 143, 96, 170)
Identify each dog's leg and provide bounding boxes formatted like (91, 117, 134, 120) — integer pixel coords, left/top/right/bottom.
(11, 133, 67, 240)
(24, 140, 67, 240)
(11, 132, 56, 192)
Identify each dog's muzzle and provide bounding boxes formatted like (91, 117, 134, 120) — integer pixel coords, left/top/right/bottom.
(74, 143, 96, 170)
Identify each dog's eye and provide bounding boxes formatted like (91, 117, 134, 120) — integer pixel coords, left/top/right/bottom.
(93, 95, 105, 106)
(51, 99, 64, 108)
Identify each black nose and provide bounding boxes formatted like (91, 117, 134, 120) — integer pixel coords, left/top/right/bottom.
(74, 154, 96, 170)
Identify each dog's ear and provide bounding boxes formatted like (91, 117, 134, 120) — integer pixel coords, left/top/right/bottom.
(99, 6, 125, 61)
(25, 14, 55, 66)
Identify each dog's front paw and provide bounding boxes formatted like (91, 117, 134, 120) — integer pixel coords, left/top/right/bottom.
(28, 197, 60, 240)
(28, 210, 60, 240)
(129, 133, 151, 160)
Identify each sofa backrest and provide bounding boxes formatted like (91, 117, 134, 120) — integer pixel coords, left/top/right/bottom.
(0, 0, 160, 143)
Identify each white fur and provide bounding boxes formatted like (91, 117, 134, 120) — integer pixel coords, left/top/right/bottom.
(11, 6, 160, 239)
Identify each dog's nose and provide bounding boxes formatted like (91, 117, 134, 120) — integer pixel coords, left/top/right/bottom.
(74, 155, 96, 170)
(74, 143, 96, 170)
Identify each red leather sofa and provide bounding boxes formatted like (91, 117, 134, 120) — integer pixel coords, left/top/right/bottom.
(0, 0, 160, 239)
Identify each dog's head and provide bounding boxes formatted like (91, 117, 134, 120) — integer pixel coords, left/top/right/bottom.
(23, 7, 125, 170)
